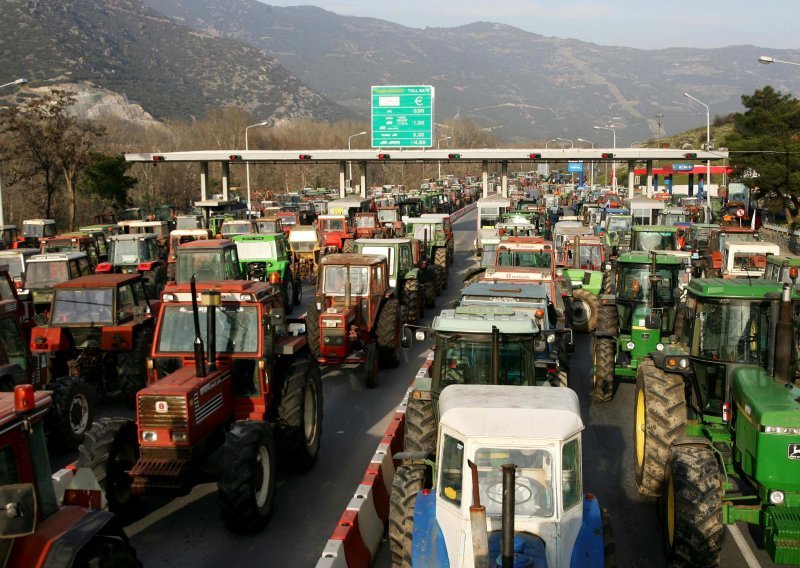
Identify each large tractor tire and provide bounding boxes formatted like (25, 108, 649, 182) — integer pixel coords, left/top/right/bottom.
(401, 278, 421, 325)
(342, 239, 355, 253)
(305, 303, 321, 359)
(218, 421, 277, 533)
(404, 397, 436, 453)
(73, 534, 141, 567)
(117, 327, 153, 405)
(633, 360, 687, 497)
(571, 288, 599, 333)
(600, 267, 616, 295)
(363, 343, 379, 388)
(433, 265, 445, 296)
(49, 376, 94, 450)
(276, 359, 323, 472)
(423, 277, 436, 309)
(281, 271, 296, 315)
(592, 337, 616, 402)
(376, 298, 401, 368)
(388, 464, 426, 568)
(661, 445, 723, 567)
(434, 248, 448, 289)
(293, 277, 302, 306)
(78, 418, 140, 521)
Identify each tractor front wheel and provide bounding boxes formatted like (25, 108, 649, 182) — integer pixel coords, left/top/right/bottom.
(276, 359, 323, 472)
(388, 464, 426, 568)
(660, 445, 723, 567)
(634, 360, 687, 497)
(401, 279, 421, 325)
(305, 302, 321, 359)
(78, 418, 140, 521)
(218, 421, 277, 533)
(571, 288, 599, 333)
(423, 278, 436, 309)
(342, 239, 355, 253)
(434, 248, 448, 288)
(376, 298, 401, 368)
(592, 337, 616, 402)
(404, 397, 436, 453)
(49, 376, 94, 450)
(282, 273, 295, 315)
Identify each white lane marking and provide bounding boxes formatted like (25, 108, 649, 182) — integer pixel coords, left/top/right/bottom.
(727, 523, 762, 568)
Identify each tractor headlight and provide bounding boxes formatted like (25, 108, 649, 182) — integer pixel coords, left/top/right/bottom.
(770, 491, 785, 505)
(764, 426, 800, 435)
(171, 431, 187, 442)
(656, 343, 665, 351)
(142, 431, 158, 442)
(547, 334, 556, 344)
(679, 359, 689, 369)
(626, 341, 635, 350)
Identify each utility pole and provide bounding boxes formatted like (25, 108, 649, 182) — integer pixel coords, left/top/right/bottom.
(655, 113, 664, 146)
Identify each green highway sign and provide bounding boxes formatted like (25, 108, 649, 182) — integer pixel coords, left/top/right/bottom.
(371, 85, 434, 148)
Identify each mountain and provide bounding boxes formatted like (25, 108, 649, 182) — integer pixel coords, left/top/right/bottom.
(0, 0, 351, 124)
(144, 0, 800, 144)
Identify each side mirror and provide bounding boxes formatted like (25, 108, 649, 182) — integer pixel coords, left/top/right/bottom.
(0, 484, 37, 537)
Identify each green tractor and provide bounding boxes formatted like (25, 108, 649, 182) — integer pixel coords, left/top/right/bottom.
(593, 252, 690, 401)
(232, 232, 301, 313)
(558, 236, 606, 333)
(634, 279, 800, 566)
(404, 217, 452, 291)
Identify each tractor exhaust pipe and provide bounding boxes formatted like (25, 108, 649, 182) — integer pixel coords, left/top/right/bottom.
(573, 236, 581, 269)
(468, 460, 490, 568)
(344, 267, 352, 310)
(501, 463, 516, 568)
(491, 325, 500, 385)
(190, 277, 206, 378)
(204, 290, 220, 372)
(774, 283, 793, 384)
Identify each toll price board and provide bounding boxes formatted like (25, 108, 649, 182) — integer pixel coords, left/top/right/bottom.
(371, 85, 434, 148)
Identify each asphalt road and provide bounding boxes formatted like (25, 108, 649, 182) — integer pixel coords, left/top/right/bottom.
(55, 208, 771, 567)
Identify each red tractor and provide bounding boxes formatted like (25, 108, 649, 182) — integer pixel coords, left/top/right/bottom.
(30, 274, 157, 409)
(305, 254, 402, 388)
(317, 215, 356, 254)
(697, 227, 760, 278)
(78, 278, 322, 533)
(353, 212, 384, 239)
(0, 385, 140, 566)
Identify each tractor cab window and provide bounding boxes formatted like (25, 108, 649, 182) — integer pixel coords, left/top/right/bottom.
(372, 266, 384, 293)
(52, 288, 113, 324)
(110, 239, 141, 265)
(323, 266, 369, 296)
(131, 280, 149, 306)
(439, 434, 464, 507)
(618, 267, 677, 304)
(692, 299, 769, 365)
(496, 250, 552, 268)
(157, 305, 259, 354)
(224, 248, 240, 279)
(635, 232, 676, 252)
(146, 239, 160, 261)
(26, 262, 67, 287)
(562, 438, 582, 511)
(632, 208, 653, 226)
(398, 246, 411, 272)
(436, 334, 536, 388)
(482, 244, 498, 267)
(0, 317, 27, 373)
(474, 446, 554, 518)
(323, 219, 344, 232)
(356, 216, 376, 228)
(117, 285, 136, 321)
(361, 247, 394, 276)
(578, 245, 602, 269)
(77, 257, 92, 276)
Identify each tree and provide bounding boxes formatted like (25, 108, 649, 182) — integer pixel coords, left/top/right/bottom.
(81, 153, 137, 210)
(725, 86, 800, 222)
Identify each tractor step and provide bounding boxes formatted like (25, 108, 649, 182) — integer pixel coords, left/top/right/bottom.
(130, 458, 191, 495)
(765, 507, 800, 565)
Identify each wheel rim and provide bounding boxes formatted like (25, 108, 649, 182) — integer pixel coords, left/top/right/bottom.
(666, 473, 676, 546)
(254, 445, 270, 508)
(69, 394, 90, 434)
(573, 300, 589, 326)
(303, 380, 318, 446)
(635, 387, 646, 467)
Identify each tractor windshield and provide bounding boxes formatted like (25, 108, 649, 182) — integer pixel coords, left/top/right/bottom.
(321, 219, 344, 232)
(110, 239, 145, 265)
(26, 262, 69, 288)
(634, 232, 676, 252)
(616, 265, 679, 332)
(575, 245, 602, 269)
(692, 299, 769, 364)
(412, 224, 444, 241)
(356, 216, 376, 228)
(51, 288, 114, 324)
(474, 446, 554, 518)
(157, 305, 259, 354)
(221, 224, 252, 237)
(177, 251, 224, 282)
(323, 266, 369, 295)
(496, 250, 552, 268)
(378, 210, 398, 223)
(23, 224, 53, 238)
(434, 334, 537, 387)
(236, 241, 277, 262)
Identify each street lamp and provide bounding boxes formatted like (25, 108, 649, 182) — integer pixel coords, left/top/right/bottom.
(594, 125, 617, 192)
(553, 137, 574, 148)
(684, 93, 712, 211)
(437, 136, 452, 179)
(758, 55, 800, 67)
(577, 138, 595, 188)
(348, 131, 367, 188)
(245, 120, 269, 212)
(0, 78, 27, 227)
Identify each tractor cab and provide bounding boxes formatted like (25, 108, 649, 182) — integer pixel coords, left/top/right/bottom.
(764, 254, 800, 290)
(721, 240, 779, 278)
(39, 234, 102, 270)
(317, 215, 354, 254)
(22, 253, 92, 319)
(255, 216, 283, 235)
(221, 219, 259, 239)
(21, 219, 56, 248)
(175, 214, 206, 231)
(630, 226, 678, 253)
(0, 249, 39, 291)
(97, 234, 167, 299)
(0, 225, 20, 249)
(174, 239, 242, 283)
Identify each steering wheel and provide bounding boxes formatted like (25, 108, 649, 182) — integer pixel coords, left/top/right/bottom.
(486, 479, 534, 505)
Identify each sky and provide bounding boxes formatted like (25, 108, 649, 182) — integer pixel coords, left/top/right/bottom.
(258, 0, 800, 50)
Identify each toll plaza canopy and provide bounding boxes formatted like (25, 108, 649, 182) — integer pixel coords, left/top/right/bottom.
(633, 165, 733, 175)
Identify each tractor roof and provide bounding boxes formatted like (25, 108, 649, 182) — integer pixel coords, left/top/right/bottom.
(179, 239, 234, 249)
(617, 253, 684, 265)
(439, 385, 583, 441)
(723, 241, 779, 253)
(421, 213, 451, 220)
(483, 267, 553, 281)
(632, 225, 677, 233)
(232, 233, 284, 242)
(0, 391, 51, 427)
(23, 219, 55, 225)
(433, 307, 539, 334)
(319, 254, 386, 267)
(477, 196, 512, 206)
(404, 217, 443, 225)
(766, 254, 800, 267)
(111, 233, 158, 241)
(354, 238, 410, 246)
(461, 282, 548, 302)
(56, 273, 142, 288)
(687, 278, 800, 299)
(163, 279, 275, 302)
(28, 252, 87, 263)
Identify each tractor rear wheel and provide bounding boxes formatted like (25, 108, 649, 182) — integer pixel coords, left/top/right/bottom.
(305, 302, 321, 359)
(571, 288, 599, 333)
(342, 239, 354, 253)
(388, 464, 426, 568)
(74, 534, 140, 567)
(49, 376, 94, 450)
(434, 248, 448, 288)
(219, 421, 276, 533)
(404, 397, 436, 453)
(423, 278, 436, 308)
(661, 445, 723, 567)
(363, 343, 379, 388)
(402, 278, 421, 325)
(592, 337, 616, 402)
(282, 274, 295, 315)
(433, 265, 445, 295)
(293, 277, 302, 306)
(276, 359, 323, 472)
(634, 360, 687, 497)
(117, 327, 153, 405)
(78, 418, 140, 521)
(376, 299, 400, 368)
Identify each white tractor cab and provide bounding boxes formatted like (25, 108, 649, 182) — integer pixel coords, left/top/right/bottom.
(624, 196, 665, 226)
(496, 222, 538, 239)
(404, 385, 607, 567)
(475, 196, 512, 257)
(0, 249, 39, 290)
(21, 219, 57, 247)
(552, 223, 594, 266)
(657, 206, 689, 226)
(721, 240, 780, 278)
